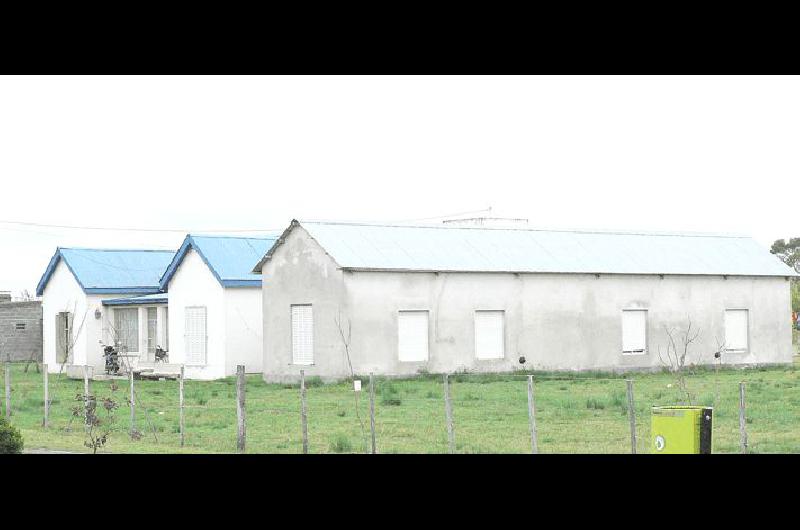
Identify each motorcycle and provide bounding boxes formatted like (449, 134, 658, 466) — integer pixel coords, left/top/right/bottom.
(103, 344, 120, 375)
(155, 345, 169, 363)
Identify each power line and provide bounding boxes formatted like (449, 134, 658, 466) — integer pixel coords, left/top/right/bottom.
(0, 207, 494, 234)
(0, 219, 282, 234)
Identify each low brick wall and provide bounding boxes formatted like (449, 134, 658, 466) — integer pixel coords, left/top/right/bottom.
(0, 301, 43, 362)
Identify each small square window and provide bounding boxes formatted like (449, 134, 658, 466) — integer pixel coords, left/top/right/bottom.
(15, 322, 26, 331)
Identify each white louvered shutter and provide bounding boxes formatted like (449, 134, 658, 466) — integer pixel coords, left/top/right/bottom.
(398, 311, 429, 362)
(291, 305, 314, 365)
(475, 310, 505, 359)
(725, 309, 749, 352)
(185, 306, 207, 365)
(622, 310, 647, 354)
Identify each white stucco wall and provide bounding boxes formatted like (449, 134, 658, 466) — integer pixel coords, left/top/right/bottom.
(42, 260, 88, 372)
(224, 287, 263, 374)
(41, 261, 117, 374)
(262, 226, 794, 382)
(166, 248, 226, 380)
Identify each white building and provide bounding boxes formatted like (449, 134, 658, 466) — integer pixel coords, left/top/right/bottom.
(158, 234, 277, 380)
(255, 220, 798, 382)
(36, 247, 175, 375)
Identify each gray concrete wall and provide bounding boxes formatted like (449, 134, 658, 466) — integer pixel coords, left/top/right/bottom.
(0, 301, 43, 362)
(262, 225, 349, 382)
(262, 227, 794, 382)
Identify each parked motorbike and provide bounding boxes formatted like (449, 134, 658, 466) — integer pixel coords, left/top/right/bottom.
(155, 345, 168, 363)
(103, 344, 120, 375)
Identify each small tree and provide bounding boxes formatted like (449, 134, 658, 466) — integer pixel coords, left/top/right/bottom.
(72, 381, 120, 454)
(656, 317, 702, 404)
(0, 417, 24, 454)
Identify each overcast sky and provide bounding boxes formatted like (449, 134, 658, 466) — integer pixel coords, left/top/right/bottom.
(1, 75, 798, 296)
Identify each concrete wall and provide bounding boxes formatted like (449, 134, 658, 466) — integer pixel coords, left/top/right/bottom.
(261, 226, 794, 382)
(262, 225, 348, 382)
(166, 248, 226, 380)
(0, 301, 42, 362)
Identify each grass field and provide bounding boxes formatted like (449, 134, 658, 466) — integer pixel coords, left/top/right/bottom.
(2, 361, 799, 454)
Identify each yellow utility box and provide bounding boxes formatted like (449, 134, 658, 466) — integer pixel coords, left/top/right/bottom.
(651, 406, 713, 454)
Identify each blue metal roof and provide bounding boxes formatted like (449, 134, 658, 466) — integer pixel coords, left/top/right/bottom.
(254, 220, 798, 277)
(102, 293, 168, 306)
(160, 234, 279, 290)
(36, 248, 176, 296)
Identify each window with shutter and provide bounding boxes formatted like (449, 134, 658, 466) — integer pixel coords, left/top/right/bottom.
(398, 310, 429, 362)
(622, 309, 647, 355)
(55, 311, 72, 363)
(185, 306, 207, 365)
(475, 310, 505, 360)
(725, 309, 749, 352)
(291, 305, 313, 365)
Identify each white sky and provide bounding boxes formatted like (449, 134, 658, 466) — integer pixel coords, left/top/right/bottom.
(1, 75, 798, 296)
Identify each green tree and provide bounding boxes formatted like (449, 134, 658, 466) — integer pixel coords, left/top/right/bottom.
(0, 417, 24, 453)
(770, 238, 800, 273)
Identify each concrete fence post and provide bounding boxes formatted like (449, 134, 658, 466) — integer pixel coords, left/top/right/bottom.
(739, 382, 748, 455)
(626, 379, 637, 454)
(300, 370, 308, 454)
(236, 365, 246, 453)
(443, 373, 455, 454)
(527, 375, 538, 454)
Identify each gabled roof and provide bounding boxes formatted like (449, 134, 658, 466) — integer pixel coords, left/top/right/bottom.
(253, 219, 798, 278)
(36, 248, 176, 297)
(159, 234, 279, 290)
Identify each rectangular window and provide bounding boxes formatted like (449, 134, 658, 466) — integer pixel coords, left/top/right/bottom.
(185, 306, 207, 365)
(15, 322, 26, 331)
(114, 308, 139, 354)
(291, 305, 314, 365)
(398, 310, 429, 362)
(475, 310, 505, 360)
(622, 309, 647, 355)
(146, 307, 158, 357)
(725, 309, 749, 352)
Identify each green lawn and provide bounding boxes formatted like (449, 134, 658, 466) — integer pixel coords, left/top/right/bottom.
(2, 362, 799, 454)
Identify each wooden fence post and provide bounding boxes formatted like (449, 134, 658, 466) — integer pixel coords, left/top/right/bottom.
(129, 369, 135, 436)
(236, 365, 246, 453)
(43, 364, 49, 428)
(5, 363, 11, 419)
(179, 365, 185, 447)
(83, 365, 90, 429)
(626, 379, 637, 454)
(300, 370, 308, 454)
(369, 372, 376, 454)
(739, 381, 748, 454)
(443, 373, 455, 454)
(527, 375, 538, 454)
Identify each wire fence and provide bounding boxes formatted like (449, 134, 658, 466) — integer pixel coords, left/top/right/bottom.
(2, 361, 799, 453)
